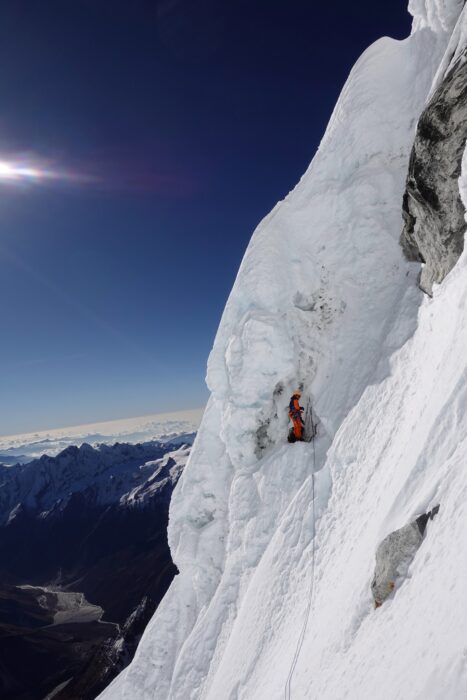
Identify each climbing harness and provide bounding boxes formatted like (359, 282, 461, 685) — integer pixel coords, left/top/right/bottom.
(284, 431, 317, 700)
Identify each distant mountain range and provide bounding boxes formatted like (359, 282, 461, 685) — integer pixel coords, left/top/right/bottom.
(0, 407, 203, 463)
(0, 438, 192, 700)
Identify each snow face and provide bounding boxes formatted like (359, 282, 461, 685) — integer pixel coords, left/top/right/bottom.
(409, 0, 463, 32)
(101, 3, 467, 699)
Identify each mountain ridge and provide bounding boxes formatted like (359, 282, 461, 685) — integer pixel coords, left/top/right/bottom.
(0, 439, 191, 700)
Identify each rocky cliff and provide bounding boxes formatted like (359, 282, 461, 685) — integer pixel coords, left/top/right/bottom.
(401, 10, 467, 293)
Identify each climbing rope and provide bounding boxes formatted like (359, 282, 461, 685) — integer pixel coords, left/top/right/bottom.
(284, 436, 317, 700)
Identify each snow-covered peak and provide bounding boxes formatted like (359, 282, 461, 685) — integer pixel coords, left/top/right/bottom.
(0, 408, 201, 463)
(0, 441, 190, 526)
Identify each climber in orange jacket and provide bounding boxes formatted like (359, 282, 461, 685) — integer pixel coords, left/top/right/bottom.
(288, 390, 304, 441)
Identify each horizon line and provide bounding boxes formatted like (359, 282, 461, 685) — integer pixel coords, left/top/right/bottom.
(0, 406, 206, 442)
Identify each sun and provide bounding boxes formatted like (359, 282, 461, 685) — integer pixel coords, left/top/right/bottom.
(0, 155, 95, 186)
(0, 161, 20, 179)
(0, 159, 45, 182)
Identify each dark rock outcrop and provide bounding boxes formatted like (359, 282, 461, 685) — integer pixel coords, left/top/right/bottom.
(401, 49, 467, 294)
(371, 506, 439, 608)
(52, 596, 155, 700)
(0, 584, 118, 700)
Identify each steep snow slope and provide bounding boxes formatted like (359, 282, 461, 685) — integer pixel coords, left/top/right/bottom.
(271, 148, 467, 699)
(102, 1, 467, 699)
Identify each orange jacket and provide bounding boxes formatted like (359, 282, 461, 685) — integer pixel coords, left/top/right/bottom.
(289, 395, 303, 419)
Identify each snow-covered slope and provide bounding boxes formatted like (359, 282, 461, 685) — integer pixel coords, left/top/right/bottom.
(102, 2, 467, 698)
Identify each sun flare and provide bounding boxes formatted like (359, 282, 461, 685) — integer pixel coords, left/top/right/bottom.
(0, 159, 49, 181)
(0, 156, 95, 186)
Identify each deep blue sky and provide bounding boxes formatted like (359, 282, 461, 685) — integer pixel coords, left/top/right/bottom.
(0, 0, 412, 435)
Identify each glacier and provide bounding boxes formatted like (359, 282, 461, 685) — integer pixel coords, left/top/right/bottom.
(102, 1, 467, 698)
